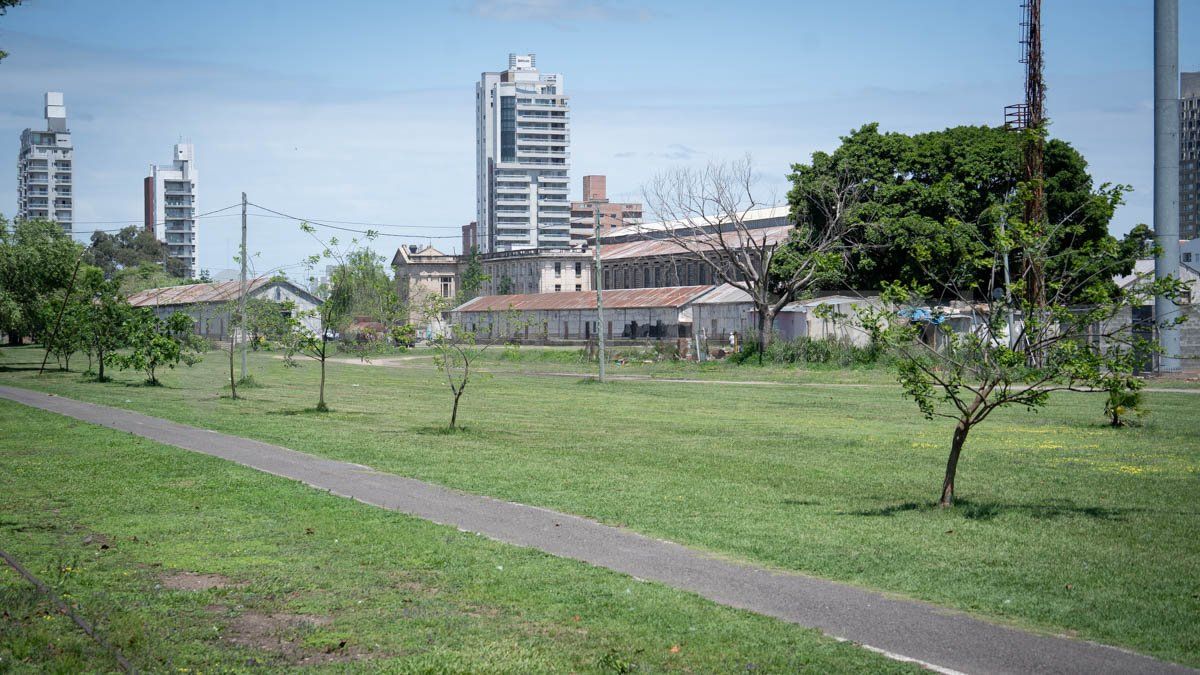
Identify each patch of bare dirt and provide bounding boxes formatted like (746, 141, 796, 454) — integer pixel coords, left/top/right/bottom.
(160, 571, 238, 591)
(206, 606, 360, 664)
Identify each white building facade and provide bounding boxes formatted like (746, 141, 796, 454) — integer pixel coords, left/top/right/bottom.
(17, 92, 73, 232)
(147, 144, 199, 278)
(475, 53, 571, 253)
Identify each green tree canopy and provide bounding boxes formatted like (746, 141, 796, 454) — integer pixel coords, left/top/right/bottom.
(0, 216, 82, 344)
(786, 124, 1145, 299)
(85, 226, 188, 279)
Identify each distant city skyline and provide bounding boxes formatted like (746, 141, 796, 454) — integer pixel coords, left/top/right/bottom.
(0, 0, 1198, 277)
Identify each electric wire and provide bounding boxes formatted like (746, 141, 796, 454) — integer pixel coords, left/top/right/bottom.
(245, 202, 460, 240)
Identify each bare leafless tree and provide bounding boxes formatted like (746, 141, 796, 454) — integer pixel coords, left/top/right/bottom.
(643, 157, 861, 359)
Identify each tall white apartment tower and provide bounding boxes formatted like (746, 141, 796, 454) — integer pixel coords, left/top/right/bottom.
(145, 144, 199, 278)
(17, 92, 74, 232)
(475, 53, 571, 252)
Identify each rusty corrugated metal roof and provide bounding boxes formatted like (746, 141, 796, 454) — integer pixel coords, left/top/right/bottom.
(600, 225, 794, 260)
(127, 277, 273, 307)
(454, 285, 715, 313)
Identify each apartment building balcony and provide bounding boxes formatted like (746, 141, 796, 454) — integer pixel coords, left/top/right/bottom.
(27, 199, 49, 207)
(517, 114, 569, 124)
(496, 197, 529, 206)
(517, 147, 569, 157)
(27, 176, 48, 185)
(516, 134, 571, 144)
(54, 161, 71, 169)
(516, 101, 568, 110)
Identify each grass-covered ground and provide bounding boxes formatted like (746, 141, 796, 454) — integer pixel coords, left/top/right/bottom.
(2, 345, 1198, 667)
(0, 400, 912, 673)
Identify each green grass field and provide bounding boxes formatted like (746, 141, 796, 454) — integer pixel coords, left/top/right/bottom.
(2, 345, 1198, 667)
(0, 401, 911, 673)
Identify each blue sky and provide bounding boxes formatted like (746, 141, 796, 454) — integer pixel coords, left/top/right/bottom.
(1, 0, 1197, 278)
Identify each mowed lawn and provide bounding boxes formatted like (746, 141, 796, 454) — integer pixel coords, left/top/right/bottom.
(0, 401, 913, 673)
(2, 346, 1198, 667)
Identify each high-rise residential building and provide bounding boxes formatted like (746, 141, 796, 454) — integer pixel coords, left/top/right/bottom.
(475, 53, 571, 252)
(1182, 72, 1200, 240)
(145, 143, 199, 278)
(17, 92, 73, 232)
(569, 175, 643, 243)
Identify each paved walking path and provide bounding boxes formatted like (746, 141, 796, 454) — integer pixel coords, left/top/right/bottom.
(0, 384, 1191, 675)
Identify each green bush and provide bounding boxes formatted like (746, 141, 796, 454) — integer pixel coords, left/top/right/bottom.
(731, 334, 881, 367)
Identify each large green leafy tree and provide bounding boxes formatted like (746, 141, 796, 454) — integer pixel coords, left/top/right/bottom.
(85, 226, 188, 279)
(0, 217, 83, 345)
(786, 124, 1145, 299)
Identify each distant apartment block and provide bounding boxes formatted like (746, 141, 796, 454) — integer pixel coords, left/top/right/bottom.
(462, 221, 479, 254)
(1182, 71, 1199, 240)
(569, 175, 642, 243)
(17, 92, 73, 232)
(145, 144, 199, 278)
(475, 53, 571, 252)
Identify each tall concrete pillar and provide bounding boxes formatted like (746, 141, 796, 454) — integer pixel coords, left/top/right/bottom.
(1154, 0, 1182, 372)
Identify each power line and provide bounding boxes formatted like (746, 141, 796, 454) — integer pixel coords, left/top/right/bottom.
(245, 202, 460, 240)
(244, 210, 464, 231)
(68, 202, 244, 226)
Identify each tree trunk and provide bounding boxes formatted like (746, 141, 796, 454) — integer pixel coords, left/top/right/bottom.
(97, 348, 105, 380)
(450, 390, 462, 430)
(940, 420, 970, 507)
(228, 347, 238, 400)
(316, 356, 328, 411)
(756, 306, 770, 365)
(7, 333, 21, 347)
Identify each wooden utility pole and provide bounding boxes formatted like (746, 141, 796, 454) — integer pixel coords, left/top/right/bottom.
(239, 191, 248, 380)
(592, 211, 606, 383)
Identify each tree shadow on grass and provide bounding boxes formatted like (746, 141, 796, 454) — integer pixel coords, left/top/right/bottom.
(843, 498, 1131, 522)
(0, 365, 45, 372)
(267, 407, 335, 416)
(120, 379, 168, 388)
